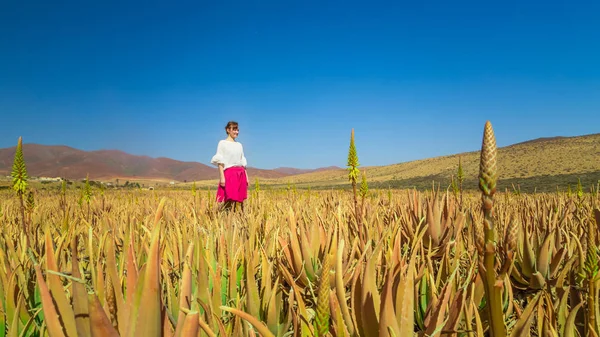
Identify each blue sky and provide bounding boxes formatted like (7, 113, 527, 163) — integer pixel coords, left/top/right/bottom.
(1, 0, 599, 169)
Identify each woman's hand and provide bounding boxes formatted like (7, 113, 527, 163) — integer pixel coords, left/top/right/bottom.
(219, 177, 226, 187)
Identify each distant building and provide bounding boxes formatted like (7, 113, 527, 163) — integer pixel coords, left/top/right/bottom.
(39, 177, 63, 182)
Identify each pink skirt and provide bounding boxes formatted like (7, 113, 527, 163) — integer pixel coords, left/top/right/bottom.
(216, 166, 248, 203)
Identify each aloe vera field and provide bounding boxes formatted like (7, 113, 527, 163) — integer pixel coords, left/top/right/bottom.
(1, 121, 600, 337)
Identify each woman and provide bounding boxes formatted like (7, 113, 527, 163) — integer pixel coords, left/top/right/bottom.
(211, 121, 249, 211)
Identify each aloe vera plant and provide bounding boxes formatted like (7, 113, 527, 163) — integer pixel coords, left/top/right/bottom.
(11, 136, 29, 240)
(477, 121, 508, 337)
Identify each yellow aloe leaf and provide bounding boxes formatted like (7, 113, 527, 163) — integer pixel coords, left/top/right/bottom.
(220, 306, 276, 337)
(463, 292, 474, 337)
(529, 272, 546, 290)
(19, 279, 34, 331)
(279, 263, 308, 317)
(360, 249, 381, 337)
(196, 299, 215, 334)
(510, 268, 531, 290)
(45, 231, 78, 337)
(335, 240, 355, 336)
(378, 266, 400, 337)
(105, 237, 127, 334)
(443, 287, 466, 333)
(165, 274, 177, 330)
(0, 292, 4, 337)
(571, 234, 585, 276)
(350, 259, 364, 335)
(211, 310, 229, 337)
(277, 282, 294, 336)
(34, 264, 66, 337)
(564, 302, 584, 337)
(174, 243, 194, 337)
(245, 253, 261, 320)
(536, 231, 554, 278)
(556, 287, 570, 335)
(548, 246, 566, 278)
(153, 197, 167, 227)
(415, 268, 429, 330)
(88, 292, 119, 337)
(424, 268, 456, 336)
(536, 293, 545, 336)
(521, 227, 536, 278)
(128, 211, 163, 337)
(7, 291, 23, 337)
(426, 196, 442, 246)
(95, 257, 106, 310)
(4, 272, 22, 334)
(71, 236, 91, 337)
(472, 301, 484, 337)
(179, 311, 199, 337)
(210, 262, 223, 319)
(504, 275, 515, 319)
(229, 245, 242, 303)
(287, 208, 308, 279)
(87, 226, 97, 288)
(330, 292, 350, 337)
(278, 237, 308, 287)
(196, 244, 211, 318)
(260, 254, 273, 306)
(510, 291, 542, 337)
(395, 224, 426, 337)
(125, 234, 139, 313)
(162, 306, 175, 337)
(396, 256, 416, 337)
(542, 314, 559, 337)
(264, 277, 280, 336)
(197, 315, 217, 337)
(308, 220, 321, 258)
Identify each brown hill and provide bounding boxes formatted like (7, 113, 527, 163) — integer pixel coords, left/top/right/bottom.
(0, 144, 287, 182)
(273, 166, 343, 175)
(261, 133, 600, 191)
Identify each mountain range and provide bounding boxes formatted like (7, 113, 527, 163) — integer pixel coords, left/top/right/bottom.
(1, 132, 599, 192)
(0, 144, 342, 182)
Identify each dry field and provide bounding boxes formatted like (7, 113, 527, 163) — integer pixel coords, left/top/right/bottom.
(1, 123, 600, 337)
(1, 179, 600, 336)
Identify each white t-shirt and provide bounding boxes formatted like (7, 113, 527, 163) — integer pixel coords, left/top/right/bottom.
(211, 140, 248, 169)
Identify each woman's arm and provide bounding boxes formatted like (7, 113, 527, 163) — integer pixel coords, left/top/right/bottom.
(241, 145, 249, 184)
(212, 141, 226, 186)
(218, 163, 225, 186)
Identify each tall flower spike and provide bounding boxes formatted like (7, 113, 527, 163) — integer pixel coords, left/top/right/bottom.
(347, 128, 360, 182)
(477, 120, 506, 337)
(479, 121, 498, 209)
(12, 136, 28, 196)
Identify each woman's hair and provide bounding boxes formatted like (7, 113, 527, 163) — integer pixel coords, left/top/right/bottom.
(225, 121, 239, 134)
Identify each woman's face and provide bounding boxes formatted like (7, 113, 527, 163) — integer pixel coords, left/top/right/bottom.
(228, 126, 239, 139)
